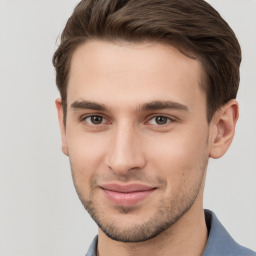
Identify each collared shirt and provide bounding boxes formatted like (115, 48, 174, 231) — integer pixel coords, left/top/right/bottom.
(85, 209, 256, 256)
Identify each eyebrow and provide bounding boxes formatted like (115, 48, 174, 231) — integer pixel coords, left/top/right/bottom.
(70, 100, 189, 112)
(71, 100, 107, 111)
(140, 100, 189, 112)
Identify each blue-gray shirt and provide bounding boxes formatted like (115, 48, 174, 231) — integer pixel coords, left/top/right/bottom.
(85, 209, 256, 256)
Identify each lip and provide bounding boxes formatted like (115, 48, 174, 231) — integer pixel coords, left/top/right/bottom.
(100, 183, 156, 207)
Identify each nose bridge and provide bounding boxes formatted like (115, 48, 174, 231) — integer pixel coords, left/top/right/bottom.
(106, 120, 145, 175)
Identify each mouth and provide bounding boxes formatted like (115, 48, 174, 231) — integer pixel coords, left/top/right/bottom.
(99, 183, 157, 207)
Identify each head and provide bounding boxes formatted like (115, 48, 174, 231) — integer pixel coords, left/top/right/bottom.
(53, 0, 241, 243)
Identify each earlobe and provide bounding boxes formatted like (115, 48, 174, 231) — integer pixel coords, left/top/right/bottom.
(209, 99, 239, 159)
(55, 98, 69, 156)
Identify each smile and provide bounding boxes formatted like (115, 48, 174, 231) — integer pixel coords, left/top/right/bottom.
(100, 183, 157, 207)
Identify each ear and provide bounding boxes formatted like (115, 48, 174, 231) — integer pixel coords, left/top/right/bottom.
(55, 98, 69, 156)
(209, 99, 239, 159)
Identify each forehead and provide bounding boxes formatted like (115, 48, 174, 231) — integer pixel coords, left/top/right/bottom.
(67, 40, 205, 112)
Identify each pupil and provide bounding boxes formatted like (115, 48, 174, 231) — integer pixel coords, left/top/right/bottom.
(156, 116, 167, 125)
(91, 116, 102, 124)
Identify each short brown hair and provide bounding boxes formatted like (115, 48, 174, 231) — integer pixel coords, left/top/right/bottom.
(53, 0, 241, 122)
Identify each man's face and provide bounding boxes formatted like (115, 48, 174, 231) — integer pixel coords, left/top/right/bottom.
(59, 40, 213, 242)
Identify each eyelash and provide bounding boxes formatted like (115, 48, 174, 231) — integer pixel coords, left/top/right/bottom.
(81, 115, 109, 125)
(146, 115, 174, 125)
(81, 114, 175, 126)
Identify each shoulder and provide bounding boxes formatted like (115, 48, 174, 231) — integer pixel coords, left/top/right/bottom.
(203, 209, 256, 256)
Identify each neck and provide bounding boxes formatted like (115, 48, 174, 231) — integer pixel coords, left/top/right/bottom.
(97, 205, 208, 256)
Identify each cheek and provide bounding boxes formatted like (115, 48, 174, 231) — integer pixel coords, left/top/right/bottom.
(145, 129, 209, 185)
(66, 129, 109, 180)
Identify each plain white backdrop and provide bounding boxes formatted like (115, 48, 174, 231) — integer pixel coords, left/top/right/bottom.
(0, 0, 255, 255)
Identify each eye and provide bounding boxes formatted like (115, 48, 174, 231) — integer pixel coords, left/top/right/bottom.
(148, 116, 172, 125)
(83, 115, 107, 125)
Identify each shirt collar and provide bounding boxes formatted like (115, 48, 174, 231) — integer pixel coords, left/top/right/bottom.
(203, 209, 255, 256)
(86, 235, 98, 256)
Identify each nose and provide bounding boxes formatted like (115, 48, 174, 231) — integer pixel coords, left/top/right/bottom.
(105, 123, 146, 176)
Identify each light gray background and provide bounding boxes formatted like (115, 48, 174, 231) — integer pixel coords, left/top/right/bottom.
(0, 0, 255, 255)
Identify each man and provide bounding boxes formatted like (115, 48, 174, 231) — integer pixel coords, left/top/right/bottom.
(52, 0, 256, 255)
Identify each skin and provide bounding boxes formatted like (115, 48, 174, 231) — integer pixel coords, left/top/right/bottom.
(56, 40, 239, 256)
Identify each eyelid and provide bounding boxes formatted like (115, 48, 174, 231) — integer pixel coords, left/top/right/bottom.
(145, 114, 176, 125)
(79, 113, 177, 126)
(80, 113, 110, 125)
